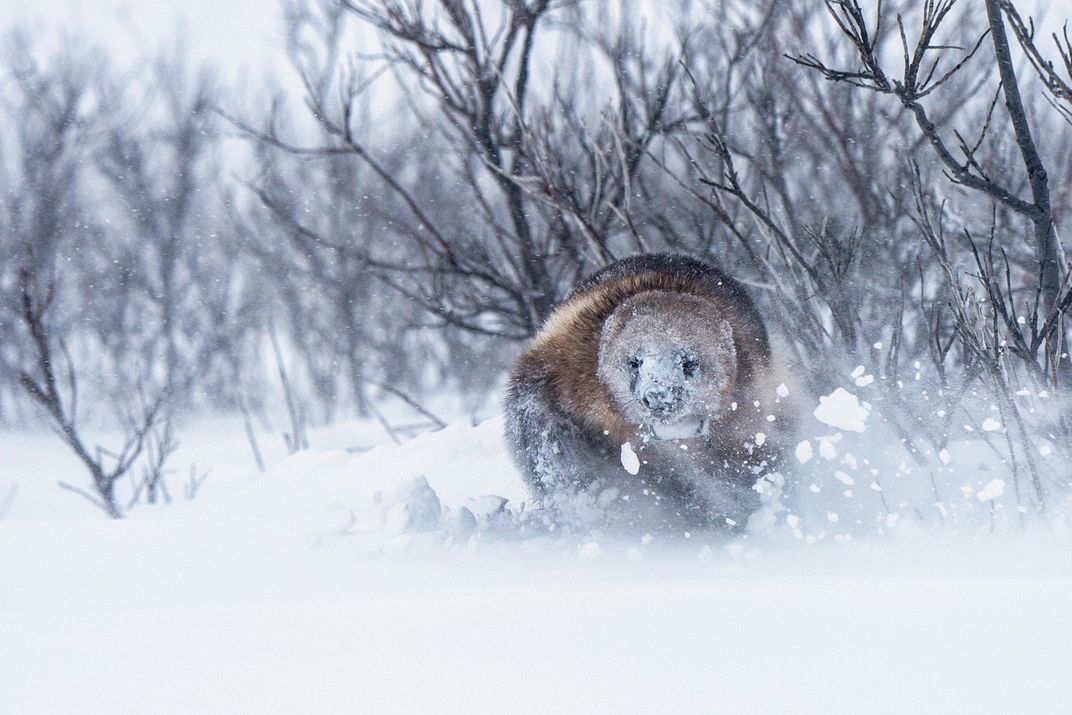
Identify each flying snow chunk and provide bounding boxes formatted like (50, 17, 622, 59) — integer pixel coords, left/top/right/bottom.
(776, 383, 790, 398)
(620, 442, 641, 475)
(578, 542, 603, 560)
(938, 448, 951, 465)
(755, 432, 767, 447)
(813, 388, 870, 432)
(976, 479, 1006, 501)
(794, 440, 813, 464)
(981, 418, 1003, 432)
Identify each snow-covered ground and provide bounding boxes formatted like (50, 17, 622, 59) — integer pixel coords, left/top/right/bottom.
(2, 400, 1071, 713)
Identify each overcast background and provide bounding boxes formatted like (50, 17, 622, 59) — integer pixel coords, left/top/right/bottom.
(7, 0, 284, 82)
(11, 0, 1072, 82)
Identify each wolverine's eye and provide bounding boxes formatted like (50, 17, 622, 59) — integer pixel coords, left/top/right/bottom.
(681, 356, 698, 377)
(627, 356, 641, 371)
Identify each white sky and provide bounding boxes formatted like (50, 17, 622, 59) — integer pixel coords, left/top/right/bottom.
(7, 0, 287, 83)
(7, 0, 1072, 87)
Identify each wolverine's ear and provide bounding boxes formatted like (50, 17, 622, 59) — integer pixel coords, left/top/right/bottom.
(713, 317, 735, 348)
(703, 318, 737, 375)
(596, 303, 630, 365)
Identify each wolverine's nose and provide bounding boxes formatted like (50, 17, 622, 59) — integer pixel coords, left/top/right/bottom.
(641, 386, 680, 412)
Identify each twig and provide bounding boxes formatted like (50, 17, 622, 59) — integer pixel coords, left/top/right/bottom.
(57, 480, 108, 514)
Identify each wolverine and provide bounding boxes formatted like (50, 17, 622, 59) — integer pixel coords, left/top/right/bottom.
(504, 253, 794, 531)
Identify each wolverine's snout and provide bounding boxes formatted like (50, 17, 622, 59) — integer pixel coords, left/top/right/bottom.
(639, 384, 683, 418)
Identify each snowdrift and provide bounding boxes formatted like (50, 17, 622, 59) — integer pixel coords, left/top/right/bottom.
(2, 397, 1072, 713)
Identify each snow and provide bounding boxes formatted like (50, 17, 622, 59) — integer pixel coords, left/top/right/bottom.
(1, 413, 1071, 713)
(620, 441, 641, 475)
(977, 479, 1007, 501)
(982, 417, 1004, 432)
(578, 541, 604, 559)
(5, 531, 1069, 713)
(834, 471, 855, 486)
(813, 387, 871, 432)
(652, 419, 705, 440)
(794, 439, 814, 464)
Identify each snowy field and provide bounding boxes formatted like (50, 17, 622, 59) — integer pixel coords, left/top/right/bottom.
(2, 400, 1072, 714)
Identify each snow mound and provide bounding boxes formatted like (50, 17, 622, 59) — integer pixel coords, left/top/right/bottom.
(3, 414, 1072, 713)
(174, 411, 1070, 549)
(184, 417, 528, 533)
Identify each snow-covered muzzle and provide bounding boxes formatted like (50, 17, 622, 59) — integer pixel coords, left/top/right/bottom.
(597, 290, 737, 438)
(630, 349, 694, 423)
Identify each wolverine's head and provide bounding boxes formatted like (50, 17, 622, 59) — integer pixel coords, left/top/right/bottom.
(597, 291, 736, 437)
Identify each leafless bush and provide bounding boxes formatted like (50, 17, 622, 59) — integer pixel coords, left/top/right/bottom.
(0, 33, 232, 510)
(18, 267, 169, 517)
(780, 0, 1072, 503)
(127, 418, 180, 508)
(0, 35, 161, 516)
(95, 49, 221, 403)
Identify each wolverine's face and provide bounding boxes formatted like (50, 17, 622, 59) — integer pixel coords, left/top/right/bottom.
(625, 347, 700, 423)
(597, 291, 737, 437)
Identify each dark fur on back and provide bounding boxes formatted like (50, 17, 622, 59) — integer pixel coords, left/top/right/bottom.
(503, 253, 789, 529)
(568, 253, 767, 340)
